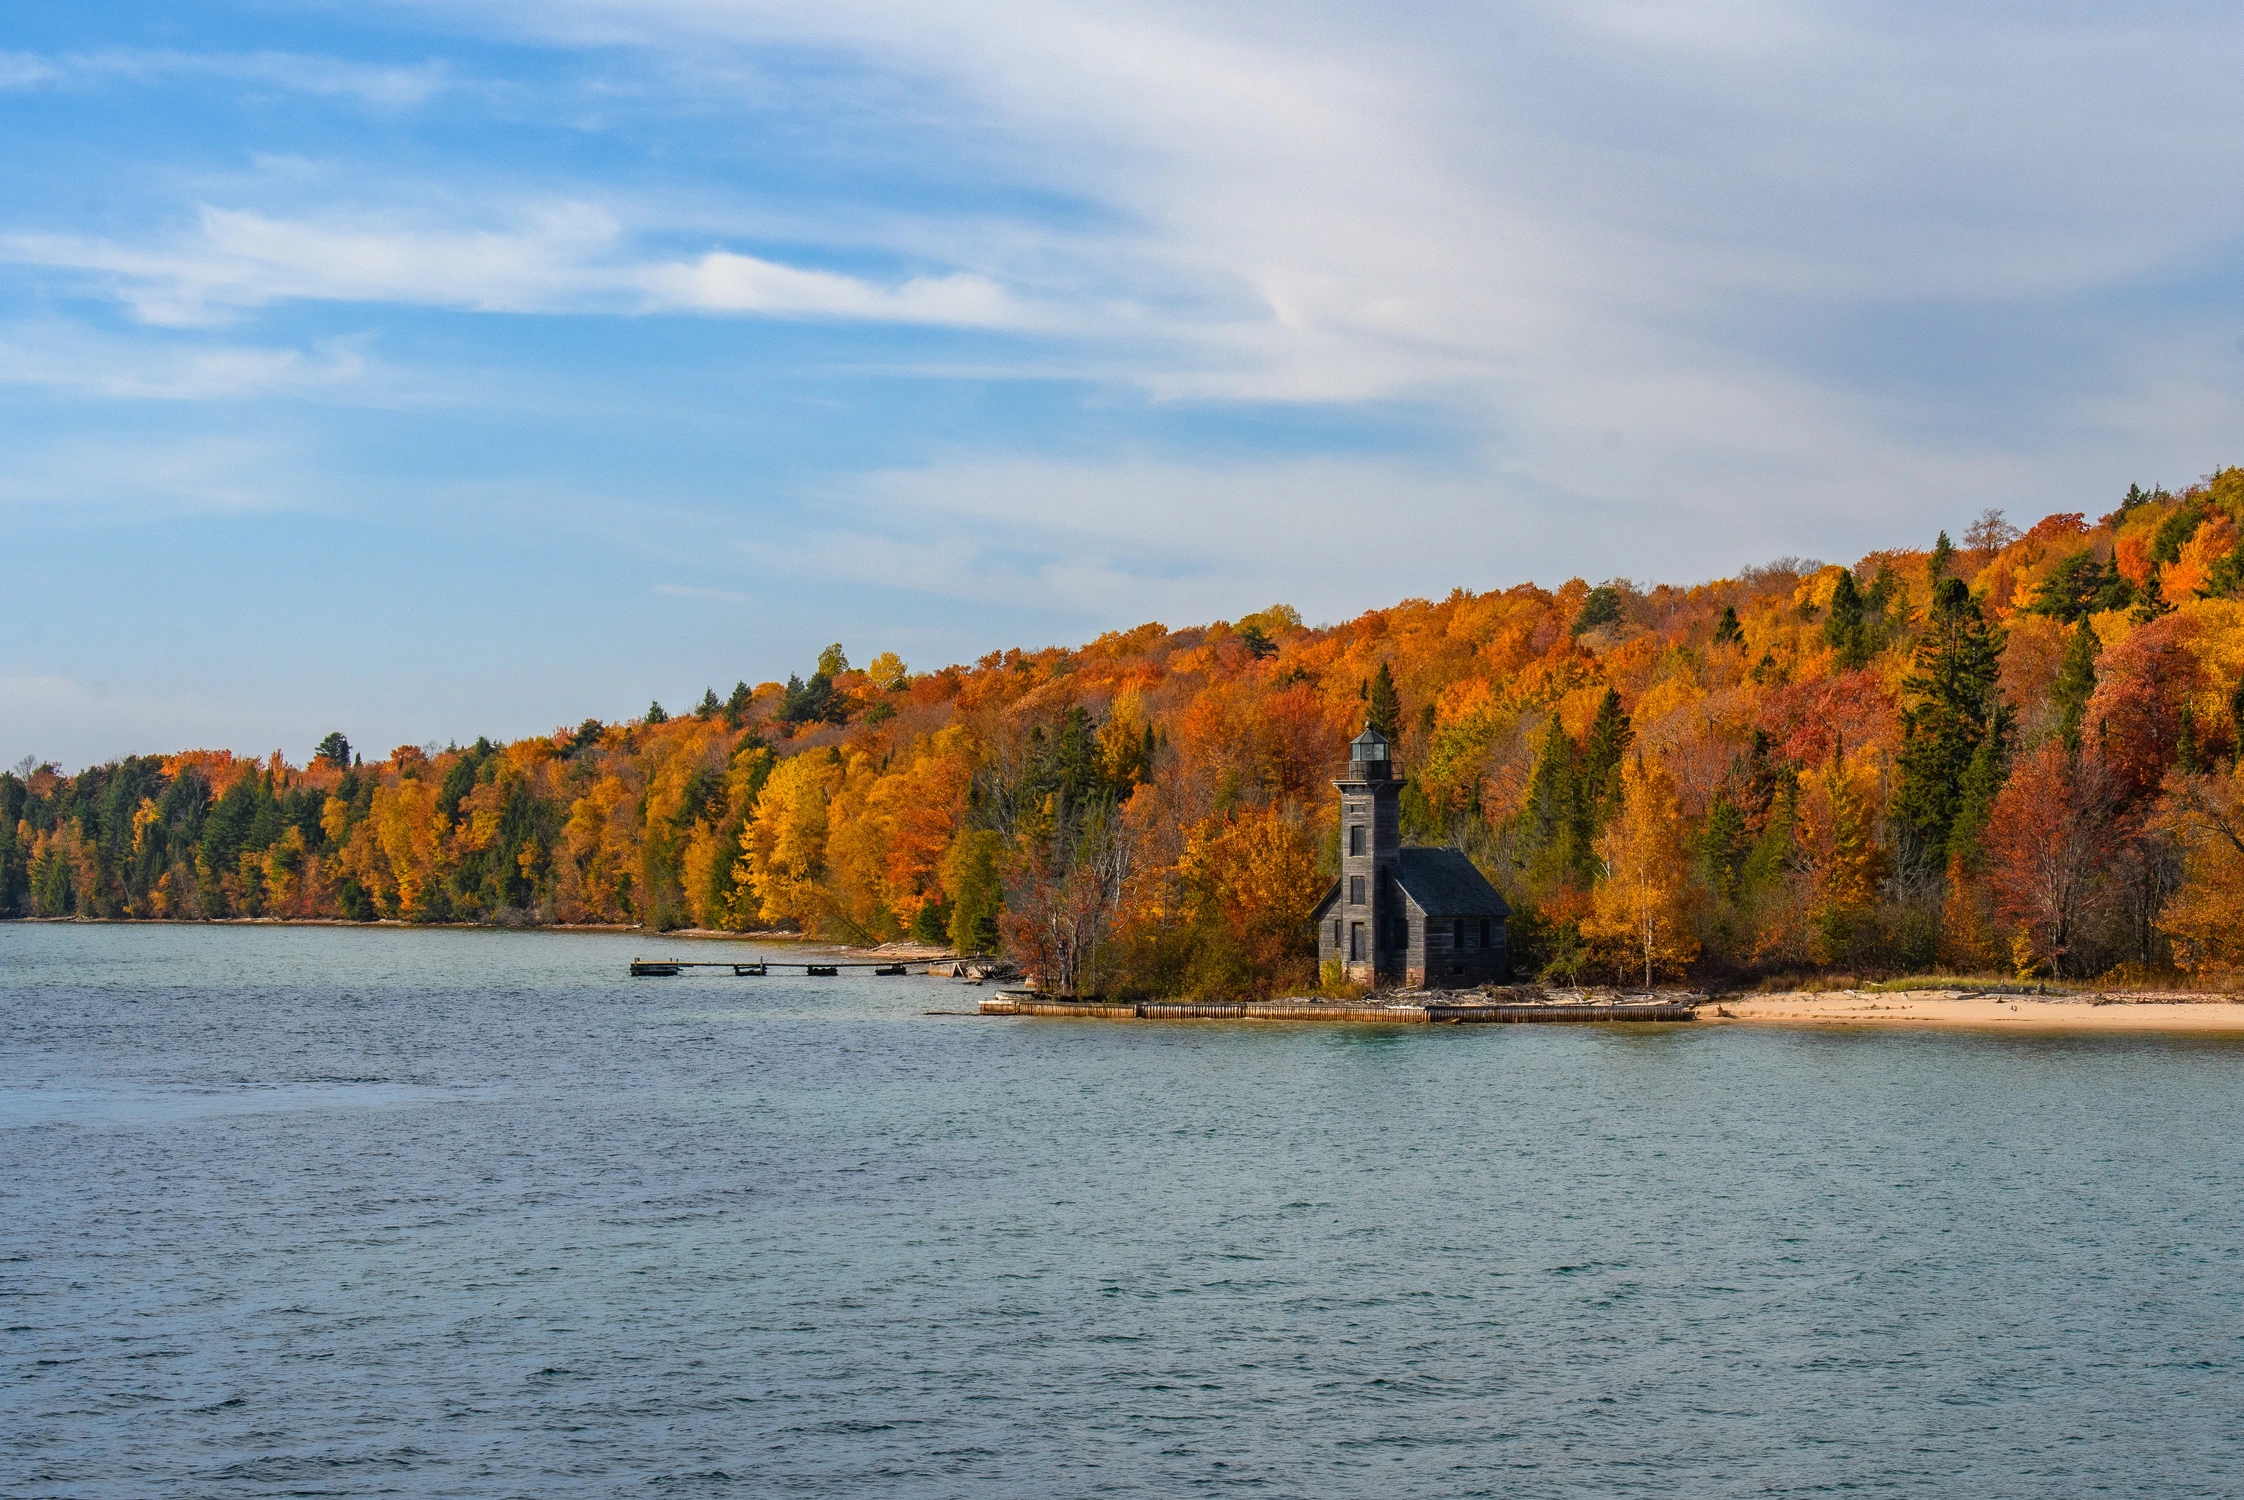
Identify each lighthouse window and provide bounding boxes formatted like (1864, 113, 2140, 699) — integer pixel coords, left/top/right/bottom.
(1349, 824, 1364, 856)
(1349, 876, 1365, 905)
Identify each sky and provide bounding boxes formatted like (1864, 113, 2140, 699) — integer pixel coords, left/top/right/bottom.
(5, 1, 2244, 771)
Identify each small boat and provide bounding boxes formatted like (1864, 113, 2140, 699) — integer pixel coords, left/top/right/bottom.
(873, 963, 907, 976)
(806, 964, 840, 977)
(629, 960, 681, 977)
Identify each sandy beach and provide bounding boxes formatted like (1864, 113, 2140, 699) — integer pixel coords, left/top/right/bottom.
(1710, 989, 2244, 1033)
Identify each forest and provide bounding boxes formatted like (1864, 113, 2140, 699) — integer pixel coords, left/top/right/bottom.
(9, 469, 2244, 996)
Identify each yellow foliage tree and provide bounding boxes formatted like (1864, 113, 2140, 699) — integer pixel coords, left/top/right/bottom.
(738, 749, 845, 931)
(1794, 758, 1888, 965)
(1584, 753, 1699, 986)
(2157, 764, 2244, 981)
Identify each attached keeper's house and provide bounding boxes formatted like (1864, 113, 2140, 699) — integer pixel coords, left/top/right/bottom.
(1310, 727, 1511, 989)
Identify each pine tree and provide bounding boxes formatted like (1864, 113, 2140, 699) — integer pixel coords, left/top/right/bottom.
(1893, 577, 2005, 874)
(1514, 715, 1579, 889)
(1930, 529, 1955, 582)
(1576, 688, 1633, 843)
(1366, 661, 1401, 741)
(1713, 605, 1744, 646)
(1946, 700, 2013, 868)
(2131, 561, 2175, 623)
(1698, 791, 1747, 897)
(2052, 622, 2099, 751)
(1824, 568, 1868, 667)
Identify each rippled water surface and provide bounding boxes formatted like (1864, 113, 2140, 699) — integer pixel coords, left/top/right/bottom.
(5, 924, 2243, 1497)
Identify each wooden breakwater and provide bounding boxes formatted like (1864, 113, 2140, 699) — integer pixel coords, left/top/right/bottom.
(979, 994, 1698, 1024)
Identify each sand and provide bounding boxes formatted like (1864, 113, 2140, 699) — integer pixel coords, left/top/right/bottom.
(1708, 989, 2244, 1033)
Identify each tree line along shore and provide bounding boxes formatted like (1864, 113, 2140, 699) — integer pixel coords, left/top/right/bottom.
(8, 469, 2244, 999)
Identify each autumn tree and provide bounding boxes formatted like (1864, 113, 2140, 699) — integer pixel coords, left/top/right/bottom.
(1983, 742, 2119, 977)
(1584, 754, 1698, 986)
(1794, 760, 1887, 965)
(2156, 762, 2244, 980)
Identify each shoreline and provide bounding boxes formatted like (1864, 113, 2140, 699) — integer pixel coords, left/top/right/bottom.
(1709, 989, 2244, 1033)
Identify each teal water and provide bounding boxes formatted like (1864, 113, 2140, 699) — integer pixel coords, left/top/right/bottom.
(3, 923, 2241, 1497)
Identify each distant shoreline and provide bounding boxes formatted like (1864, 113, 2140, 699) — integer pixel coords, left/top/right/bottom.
(1710, 989, 2244, 1033)
(0, 916, 956, 958)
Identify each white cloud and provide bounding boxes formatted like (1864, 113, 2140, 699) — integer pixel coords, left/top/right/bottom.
(0, 204, 1038, 329)
(417, 0, 2244, 483)
(0, 51, 61, 89)
(0, 324, 375, 400)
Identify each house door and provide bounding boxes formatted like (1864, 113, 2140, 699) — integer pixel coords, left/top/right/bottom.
(1349, 922, 1363, 961)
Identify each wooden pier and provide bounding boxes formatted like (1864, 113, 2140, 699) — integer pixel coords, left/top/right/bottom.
(628, 958, 915, 978)
(978, 993, 1698, 1024)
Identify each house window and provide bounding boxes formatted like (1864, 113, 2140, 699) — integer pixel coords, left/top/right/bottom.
(1480, 918, 1492, 948)
(1349, 876, 1365, 905)
(1349, 922, 1363, 960)
(1349, 824, 1364, 856)
(1453, 918, 1465, 948)
(1333, 919, 1342, 948)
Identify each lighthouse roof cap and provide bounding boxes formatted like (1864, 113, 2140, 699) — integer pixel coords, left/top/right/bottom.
(1350, 727, 1391, 760)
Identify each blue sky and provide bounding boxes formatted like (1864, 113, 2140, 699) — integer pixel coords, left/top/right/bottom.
(6, 1, 2244, 769)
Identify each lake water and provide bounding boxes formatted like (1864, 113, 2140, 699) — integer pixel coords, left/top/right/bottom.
(4, 924, 2241, 1497)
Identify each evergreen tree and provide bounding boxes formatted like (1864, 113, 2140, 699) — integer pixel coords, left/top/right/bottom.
(1930, 529, 1956, 582)
(2131, 561, 2175, 624)
(722, 681, 752, 729)
(1366, 662, 1401, 741)
(1893, 577, 2006, 874)
(645, 700, 668, 725)
(1946, 700, 2013, 868)
(313, 732, 352, 770)
(1824, 568, 1868, 667)
(2052, 622, 2099, 751)
(1698, 790, 1748, 897)
(695, 687, 723, 719)
(2024, 552, 2133, 623)
(2201, 536, 2244, 600)
(1713, 605, 1744, 646)
(1515, 716, 1579, 888)
(1576, 688, 1633, 841)
(1740, 773, 1797, 891)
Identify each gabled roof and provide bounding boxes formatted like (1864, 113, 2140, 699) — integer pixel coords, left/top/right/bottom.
(1393, 847, 1510, 918)
(1310, 880, 1342, 920)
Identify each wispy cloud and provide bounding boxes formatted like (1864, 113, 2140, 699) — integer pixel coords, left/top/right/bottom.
(0, 203, 1037, 329)
(0, 323, 378, 400)
(0, 433, 297, 517)
(654, 583, 753, 604)
(0, 48, 455, 107)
